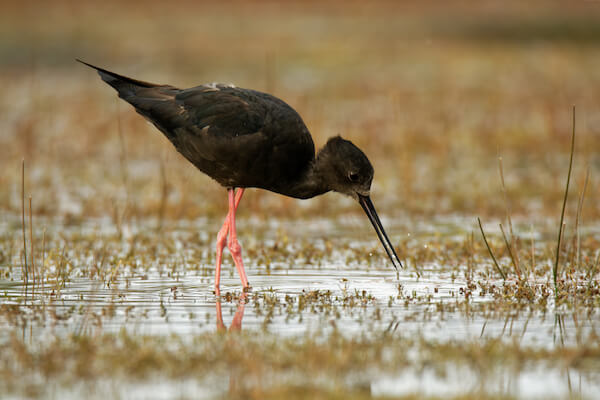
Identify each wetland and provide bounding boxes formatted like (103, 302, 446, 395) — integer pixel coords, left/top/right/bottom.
(1, 1, 600, 398)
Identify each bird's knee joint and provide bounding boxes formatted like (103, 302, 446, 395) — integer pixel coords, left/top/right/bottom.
(228, 241, 242, 254)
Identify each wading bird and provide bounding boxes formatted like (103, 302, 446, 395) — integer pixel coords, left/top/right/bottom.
(79, 60, 403, 293)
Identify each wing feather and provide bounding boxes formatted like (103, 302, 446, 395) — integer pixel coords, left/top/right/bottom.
(80, 60, 315, 188)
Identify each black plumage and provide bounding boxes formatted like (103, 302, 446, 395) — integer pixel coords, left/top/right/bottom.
(79, 60, 402, 290)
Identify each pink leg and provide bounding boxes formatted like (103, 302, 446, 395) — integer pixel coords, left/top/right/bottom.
(214, 188, 245, 294)
(214, 221, 229, 294)
(227, 189, 250, 290)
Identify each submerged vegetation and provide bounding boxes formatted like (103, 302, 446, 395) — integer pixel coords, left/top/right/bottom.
(1, 0, 600, 399)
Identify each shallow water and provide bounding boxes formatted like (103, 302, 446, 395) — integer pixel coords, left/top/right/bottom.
(1, 214, 599, 399)
(2, 267, 594, 345)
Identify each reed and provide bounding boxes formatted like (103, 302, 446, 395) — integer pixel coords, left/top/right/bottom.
(498, 156, 520, 271)
(500, 223, 521, 280)
(29, 196, 35, 293)
(21, 160, 28, 286)
(41, 226, 46, 299)
(553, 106, 576, 296)
(477, 217, 506, 281)
(571, 166, 589, 270)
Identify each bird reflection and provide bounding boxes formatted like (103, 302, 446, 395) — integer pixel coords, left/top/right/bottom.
(215, 294, 249, 397)
(216, 293, 247, 332)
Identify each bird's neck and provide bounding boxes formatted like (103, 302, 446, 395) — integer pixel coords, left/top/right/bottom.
(276, 159, 330, 200)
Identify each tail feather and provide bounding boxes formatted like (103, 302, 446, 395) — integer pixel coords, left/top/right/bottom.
(78, 59, 184, 142)
(76, 59, 159, 98)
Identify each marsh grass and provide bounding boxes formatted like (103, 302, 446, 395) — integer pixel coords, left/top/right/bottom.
(499, 223, 521, 280)
(28, 195, 35, 294)
(1, 1, 600, 399)
(553, 107, 576, 297)
(477, 218, 506, 281)
(476, 106, 597, 309)
(20, 160, 27, 287)
(569, 166, 589, 273)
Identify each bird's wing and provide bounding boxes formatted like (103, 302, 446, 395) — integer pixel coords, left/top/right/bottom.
(124, 85, 272, 168)
(79, 60, 314, 186)
(167, 86, 314, 187)
(77, 60, 264, 143)
(174, 85, 265, 139)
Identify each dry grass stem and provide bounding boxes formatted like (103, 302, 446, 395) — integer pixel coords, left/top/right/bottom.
(29, 196, 35, 292)
(21, 159, 28, 286)
(500, 223, 521, 280)
(477, 217, 506, 281)
(553, 106, 576, 293)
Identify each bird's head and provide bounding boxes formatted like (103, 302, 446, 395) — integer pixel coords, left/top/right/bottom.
(316, 136, 374, 200)
(316, 136, 403, 272)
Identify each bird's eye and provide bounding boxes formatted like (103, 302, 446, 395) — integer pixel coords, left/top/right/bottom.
(348, 172, 359, 182)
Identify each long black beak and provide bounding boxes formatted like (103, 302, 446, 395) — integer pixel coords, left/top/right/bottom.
(358, 195, 403, 271)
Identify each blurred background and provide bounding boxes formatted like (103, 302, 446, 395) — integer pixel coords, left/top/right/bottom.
(1, 0, 599, 224)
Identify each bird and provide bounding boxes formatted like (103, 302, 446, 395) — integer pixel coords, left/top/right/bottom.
(78, 59, 403, 294)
